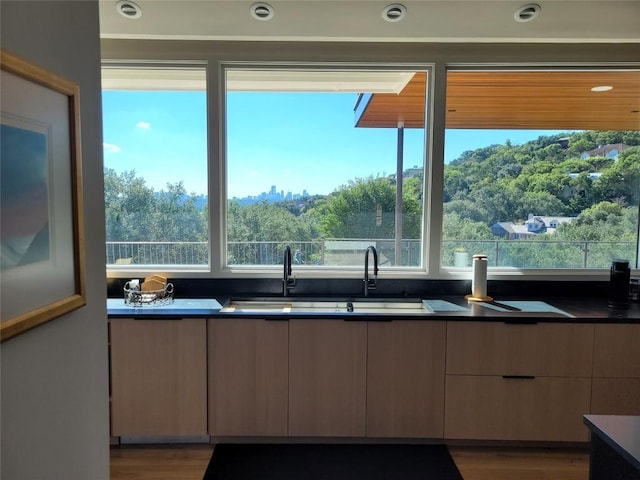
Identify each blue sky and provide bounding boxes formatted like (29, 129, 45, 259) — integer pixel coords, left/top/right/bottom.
(102, 90, 568, 198)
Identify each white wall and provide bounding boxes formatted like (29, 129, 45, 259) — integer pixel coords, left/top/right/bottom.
(1, 1, 109, 478)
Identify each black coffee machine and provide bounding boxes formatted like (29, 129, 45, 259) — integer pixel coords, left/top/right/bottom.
(608, 259, 630, 309)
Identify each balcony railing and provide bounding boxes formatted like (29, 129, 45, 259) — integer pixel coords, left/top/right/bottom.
(107, 239, 637, 269)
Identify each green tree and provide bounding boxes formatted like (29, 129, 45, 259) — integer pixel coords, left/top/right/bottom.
(227, 200, 317, 265)
(316, 176, 421, 239)
(593, 148, 640, 206)
(442, 212, 493, 240)
(104, 168, 155, 241)
(104, 169, 208, 264)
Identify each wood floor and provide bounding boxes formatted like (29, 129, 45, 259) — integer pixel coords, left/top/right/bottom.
(110, 444, 590, 480)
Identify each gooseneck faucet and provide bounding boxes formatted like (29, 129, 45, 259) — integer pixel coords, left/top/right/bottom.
(364, 245, 378, 297)
(283, 245, 296, 296)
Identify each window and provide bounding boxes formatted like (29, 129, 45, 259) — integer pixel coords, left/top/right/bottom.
(442, 69, 640, 269)
(224, 67, 429, 270)
(102, 66, 209, 268)
(101, 58, 640, 277)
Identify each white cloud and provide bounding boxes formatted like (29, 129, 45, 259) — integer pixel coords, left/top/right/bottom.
(103, 142, 121, 153)
(249, 170, 260, 177)
(136, 121, 151, 129)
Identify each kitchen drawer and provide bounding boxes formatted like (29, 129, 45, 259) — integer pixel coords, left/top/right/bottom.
(591, 378, 640, 415)
(444, 375, 591, 442)
(446, 321, 594, 377)
(593, 324, 640, 378)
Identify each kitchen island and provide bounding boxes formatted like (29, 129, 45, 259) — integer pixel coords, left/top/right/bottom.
(583, 415, 640, 480)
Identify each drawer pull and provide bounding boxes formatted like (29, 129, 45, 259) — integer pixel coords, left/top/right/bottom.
(502, 375, 536, 379)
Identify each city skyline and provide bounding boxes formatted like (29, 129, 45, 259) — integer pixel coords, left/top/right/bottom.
(231, 184, 311, 206)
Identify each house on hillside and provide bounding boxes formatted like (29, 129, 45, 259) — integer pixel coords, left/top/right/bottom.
(581, 143, 630, 160)
(491, 214, 576, 239)
(491, 222, 533, 239)
(562, 172, 603, 198)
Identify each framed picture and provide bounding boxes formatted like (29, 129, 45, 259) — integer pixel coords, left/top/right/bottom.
(1, 50, 86, 342)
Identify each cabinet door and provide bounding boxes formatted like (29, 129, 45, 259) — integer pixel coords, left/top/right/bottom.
(110, 318, 207, 437)
(591, 378, 640, 415)
(444, 375, 591, 442)
(289, 319, 367, 437)
(446, 321, 594, 377)
(208, 318, 288, 436)
(367, 321, 446, 438)
(593, 324, 640, 378)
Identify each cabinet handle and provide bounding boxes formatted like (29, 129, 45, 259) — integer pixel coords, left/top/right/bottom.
(343, 318, 380, 322)
(502, 375, 536, 379)
(133, 316, 183, 321)
(347, 317, 392, 322)
(504, 320, 538, 325)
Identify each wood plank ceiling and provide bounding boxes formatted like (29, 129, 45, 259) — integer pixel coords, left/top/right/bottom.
(355, 71, 640, 130)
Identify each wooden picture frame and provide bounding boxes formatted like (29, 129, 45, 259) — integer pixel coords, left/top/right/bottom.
(1, 50, 86, 342)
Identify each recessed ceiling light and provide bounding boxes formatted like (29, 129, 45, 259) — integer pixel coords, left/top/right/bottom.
(382, 4, 407, 22)
(250, 2, 274, 21)
(514, 3, 541, 23)
(116, 0, 142, 19)
(591, 85, 614, 92)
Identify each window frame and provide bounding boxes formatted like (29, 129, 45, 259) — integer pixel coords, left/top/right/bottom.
(217, 61, 436, 279)
(100, 53, 640, 281)
(102, 62, 211, 274)
(438, 64, 640, 279)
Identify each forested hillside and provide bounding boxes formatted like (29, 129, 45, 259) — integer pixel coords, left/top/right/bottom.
(442, 130, 640, 243)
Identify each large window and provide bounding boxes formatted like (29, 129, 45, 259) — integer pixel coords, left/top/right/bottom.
(102, 66, 209, 268)
(224, 67, 428, 269)
(101, 60, 640, 276)
(442, 69, 640, 270)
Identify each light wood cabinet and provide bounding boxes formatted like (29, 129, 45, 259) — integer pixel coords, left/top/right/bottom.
(109, 315, 633, 443)
(208, 318, 289, 436)
(591, 378, 640, 415)
(593, 324, 640, 378)
(288, 319, 367, 437)
(445, 321, 595, 442)
(110, 318, 207, 437)
(592, 324, 640, 415)
(366, 321, 446, 438)
(445, 375, 592, 441)
(446, 321, 594, 377)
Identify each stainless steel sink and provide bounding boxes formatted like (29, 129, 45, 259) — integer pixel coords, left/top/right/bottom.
(220, 300, 294, 313)
(220, 299, 433, 315)
(290, 300, 432, 314)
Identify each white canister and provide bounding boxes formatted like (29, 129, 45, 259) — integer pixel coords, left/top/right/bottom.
(471, 254, 488, 299)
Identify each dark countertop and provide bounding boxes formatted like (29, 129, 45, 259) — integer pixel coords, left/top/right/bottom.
(584, 415, 640, 471)
(107, 295, 640, 322)
(107, 298, 222, 317)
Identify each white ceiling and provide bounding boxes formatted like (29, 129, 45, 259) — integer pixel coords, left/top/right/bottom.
(99, 0, 640, 43)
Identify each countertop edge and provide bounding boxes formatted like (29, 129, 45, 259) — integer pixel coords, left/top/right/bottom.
(106, 296, 640, 322)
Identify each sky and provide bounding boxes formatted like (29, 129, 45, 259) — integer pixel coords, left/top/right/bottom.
(102, 90, 569, 198)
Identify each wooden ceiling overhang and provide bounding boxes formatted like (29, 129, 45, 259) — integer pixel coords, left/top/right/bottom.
(355, 71, 640, 131)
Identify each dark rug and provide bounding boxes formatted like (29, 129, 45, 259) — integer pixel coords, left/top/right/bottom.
(203, 443, 463, 480)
